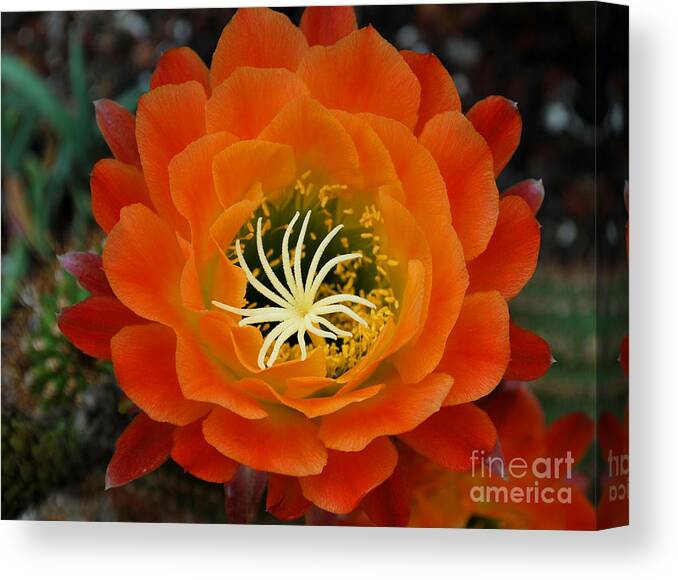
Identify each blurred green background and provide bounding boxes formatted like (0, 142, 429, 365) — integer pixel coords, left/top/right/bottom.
(1, 5, 628, 522)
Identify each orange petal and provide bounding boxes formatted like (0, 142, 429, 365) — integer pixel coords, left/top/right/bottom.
(111, 323, 211, 426)
(175, 332, 268, 420)
(362, 114, 469, 382)
(171, 421, 238, 483)
(202, 405, 327, 476)
(319, 373, 453, 452)
(299, 437, 398, 514)
(94, 99, 140, 167)
(266, 474, 310, 521)
(479, 384, 545, 462)
(297, 27, 421, 130)
(259, 96, 360, 185)
(331, 110, 401, 192)
(212, 140, 296, 209)
(399, 404, 497, 471)
(150, 47, 210, 95)
(545, 413, 593, 464)
(438, 291, 510, 406)
(504, 322, 552, 381)
(419, 111, 499, 260)
(206, 67, 309, 139)
(58, 295, 144, 360)
(91, 159, 151, 233)
(105, 414, 174, 489)
(211, 8, 308, 89)
(136, 81, 207, 237)
(466, 95, 522, 177)
(104, 204, 187, 327)
(300, 6, 357, 46)
(401, 50, 461, 135)
(264, 382, 384, 419)
(467, 195, 540, 300)
(503, 178, 545, 214)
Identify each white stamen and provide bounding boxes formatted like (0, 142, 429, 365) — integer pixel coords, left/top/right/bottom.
(213, 210, 376, 369)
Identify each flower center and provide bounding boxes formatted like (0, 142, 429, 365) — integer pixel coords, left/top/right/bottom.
(213, 175, 400, 376)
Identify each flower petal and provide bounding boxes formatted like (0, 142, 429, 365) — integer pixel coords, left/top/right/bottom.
(419, 111, 499, 260)
(94, 99, 140, 167)
(202, 405, 327, 477)
(300, 6, 357, 46)
(479, 384, 545, 462)
(103, 204, 187, 327)
(362, 457, 411, 527)
(259, 96, 360, 185)
(466, 95, 522, 177)
(399, 404, 497, 471)
(212, 140, 296, 209)
(401, 50, 461, 135)
(467, 195, 540, 300)
(299, 437, 398, 514)
(171, 421, 238, 483)
(297, 27, 421, 130)
(545, 413, 593, 464)
(362, 114, 469, 382)
(319, 373, 453, 452)
(150, 47, 210, 94)
(206, 67, 309, 139)
(58, 251, 112, 296)
(504, 322, 552, 381)
(105, 414, 174, 489)
(266, 474, 310, 521)
(90, 159, 151, 234)
(111, 323, 211, 426)
(503, 178, 545, 214)
(438, 291, 510, 406)
(58, 295, 143, 360)
(175, 331, 268, 419)
(211, 8, 308, 89)
(136, 81, 207, 237)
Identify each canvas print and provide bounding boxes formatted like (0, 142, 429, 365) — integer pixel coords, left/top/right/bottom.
(1, 3, 628, 529)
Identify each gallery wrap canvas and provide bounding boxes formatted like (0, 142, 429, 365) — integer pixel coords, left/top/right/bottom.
(1, 3, 628, 530)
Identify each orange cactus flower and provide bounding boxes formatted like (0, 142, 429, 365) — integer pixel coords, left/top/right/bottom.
(409, 384, 596, 530)
(59, 6, 549, 522)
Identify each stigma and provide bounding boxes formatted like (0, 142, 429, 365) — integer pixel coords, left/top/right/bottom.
(212, 210, 376, 369)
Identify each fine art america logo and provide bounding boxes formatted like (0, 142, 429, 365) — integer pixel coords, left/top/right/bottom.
(469, 450, 576, 505)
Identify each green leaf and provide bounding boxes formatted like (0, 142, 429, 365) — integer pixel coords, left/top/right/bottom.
(1, 54, 74, 142)
(1, 240, 30, 320)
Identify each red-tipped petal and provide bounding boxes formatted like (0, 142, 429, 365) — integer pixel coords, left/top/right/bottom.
(362, 458, 411, 527)
(504, 322, 553, 381)
(300, 6, 357, 46)
(467, 195, 540, 300)
(58, 251, 112, 296)
(58, 295, 144, 360)
(266, 474, 310, 521)
(150, 47, 210, 94)
(94, 99, 140, 167)
(172, 421, 238, 483)
(105, 414, 174, 489)
(502, 178, 545, 214)
(399, 404, 497, 471)
(466, 95, 522, 177)
(545, 413, 593, 465)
